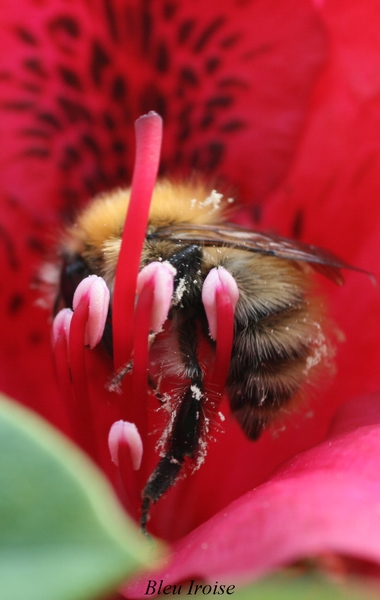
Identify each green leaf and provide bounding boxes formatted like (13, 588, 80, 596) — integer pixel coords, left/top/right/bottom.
(234, 573, 380, 600)
(0, 393, 163, 600)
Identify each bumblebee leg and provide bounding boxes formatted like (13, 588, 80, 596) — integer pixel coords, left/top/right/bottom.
(141, 318, 204, 532)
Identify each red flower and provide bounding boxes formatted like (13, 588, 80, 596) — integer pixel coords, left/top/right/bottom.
(1, 0, 380, 595)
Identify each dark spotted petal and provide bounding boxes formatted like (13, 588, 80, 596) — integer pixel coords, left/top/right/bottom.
(0, 0, 326, 221)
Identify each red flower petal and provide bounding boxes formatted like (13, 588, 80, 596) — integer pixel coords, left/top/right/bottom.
(0, 0, 327, 439)
(1, 0, 378, 569)
(0, 0, 326, 219)
(0, 200, 69, 432)
(257, 0, 380, 437)
(0, 0, 329, 536)
(125, 393, 380, 597)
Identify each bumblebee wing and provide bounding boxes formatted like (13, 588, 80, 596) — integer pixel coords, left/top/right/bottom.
(153, 222, 362, 284)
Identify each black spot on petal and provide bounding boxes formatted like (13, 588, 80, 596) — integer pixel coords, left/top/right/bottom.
(83, 170, 110, 196)
(111, 75, 128, 104)
(177, 103, 194, 141)
(90, 40, 111, 87)
(291, 209, 304, 239)
(115, 163, 129, 181)
(27, 236, 47, 254)
(141, 2, 153, 53)
(207, 141, 225, 170)
(219, 33, 240, 49)
(177, 19, 195, 45)
(82, 134, 102, 157)
(48, 15, 81, 54)
(200, 113, 214, 130)
(206, 95, 233, 110)
(36, 111, 63, 130)
(179, 66, 199, 87)
(104, 0, 119, 42)
(139, 84, 167, 120)
(220, 119, 245, 132)
(163, 2, 177, 20)
(103, 112, 116, 130)
(205, 57, 220, 74)
(16, 27, 38, 46)
(58, 96, 93, 124)
(155, 40, 170, 73)
(48, 16, 80, 40)
(112, 139, 126, 155)
(8, 293, 25, 315)
(60, 145, 81, 170)
(58, 66, 82, 90)
(191, 141, 224, 171)
(23, 58, 47, 79)
(193, 17, 225, 53)
(0, 224, 19, 270)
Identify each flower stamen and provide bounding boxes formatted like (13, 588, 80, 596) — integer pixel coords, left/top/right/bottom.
(108, 420, 143, 518)
(202, 267, 239, 393)
(72, 275, 110, 349)
(108, 420, 143, 471)
(130, 262, 175, 439)
(52, 308, 78, 433)
(56, 276, 109, 460)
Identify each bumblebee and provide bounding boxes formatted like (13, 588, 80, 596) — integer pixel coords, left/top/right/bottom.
(57, 180, 353, 529)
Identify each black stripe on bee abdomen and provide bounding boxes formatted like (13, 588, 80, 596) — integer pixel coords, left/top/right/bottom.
(227, 302, 314, 440)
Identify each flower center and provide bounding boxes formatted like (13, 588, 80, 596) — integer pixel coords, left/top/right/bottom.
(52, 113, 239, 533)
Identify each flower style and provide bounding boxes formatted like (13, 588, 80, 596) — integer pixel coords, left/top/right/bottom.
(1, 0, 380, 597)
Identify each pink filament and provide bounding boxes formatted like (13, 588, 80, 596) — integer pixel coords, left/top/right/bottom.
(211, 287, 235, 393)
(68, 296, 99, 460)
(53, 308, 90, 450)
(130, 263, 175, 434)
(53, 276, 109, 460)
(202, 268, 239, 394)
(52, 309, 79, 436)
(108, 421, 143, 518)
(129, 281, 155, 438)
(112, 112, 163, 370)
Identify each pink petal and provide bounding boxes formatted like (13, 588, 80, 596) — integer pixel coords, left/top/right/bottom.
(125, 393, 380, 596)
(258, 0, 380, 436)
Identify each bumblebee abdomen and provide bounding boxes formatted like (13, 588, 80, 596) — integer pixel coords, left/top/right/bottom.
(202, 247, 326, 440)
